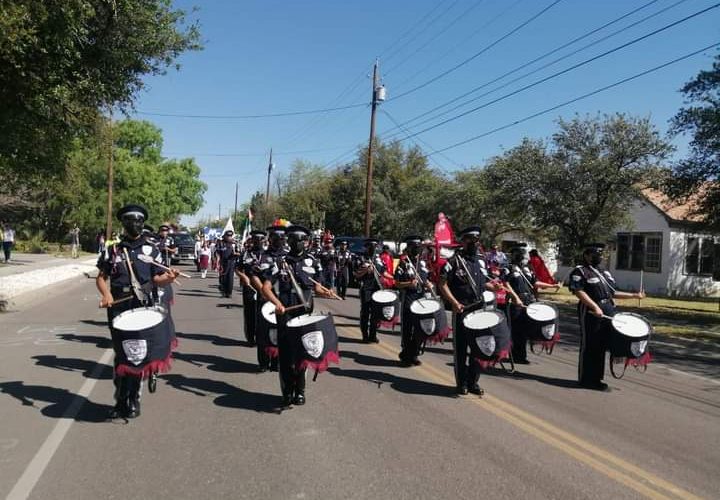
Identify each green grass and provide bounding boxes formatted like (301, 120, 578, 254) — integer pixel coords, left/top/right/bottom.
(538, 288, 720, 342)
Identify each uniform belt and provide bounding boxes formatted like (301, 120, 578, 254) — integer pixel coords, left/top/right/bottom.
(111, 286, 132, 293)
(598, 298, 611, 304)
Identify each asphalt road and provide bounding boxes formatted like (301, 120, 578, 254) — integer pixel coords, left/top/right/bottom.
(1, 266, 718, 500)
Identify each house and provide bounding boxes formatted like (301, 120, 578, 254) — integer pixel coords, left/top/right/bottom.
(556, 189, 720, 298)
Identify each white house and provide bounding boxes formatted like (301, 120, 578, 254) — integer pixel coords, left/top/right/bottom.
(555, 189, 720, 298)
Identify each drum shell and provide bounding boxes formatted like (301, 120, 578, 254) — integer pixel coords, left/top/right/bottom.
(256, 301, 280, 349)
(463, 310, 511, 360)
(372, 290, 400, 322)
(288, 314, 339, 365)
(608, 315, 651, 359)
(524, 302, 559, 341)
(111, 307, 172, 376)
(410, 299, 447, 338)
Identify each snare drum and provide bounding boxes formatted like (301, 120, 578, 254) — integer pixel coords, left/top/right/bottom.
(409, 298, 451, 343)
(111, 306, 172, 378)
(257, 301, 279, 357)
(608, 312, 652, 373)
(372, 290, 400, 327)
(525, 302, 560, 343)
(462, 310, 511, 369)
(287, 314, 340, 373)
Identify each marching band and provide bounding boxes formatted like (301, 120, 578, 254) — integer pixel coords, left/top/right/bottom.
(97, 204, 651, 419)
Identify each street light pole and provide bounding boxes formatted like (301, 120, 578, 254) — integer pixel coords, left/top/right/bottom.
(105, 112, 114, 241)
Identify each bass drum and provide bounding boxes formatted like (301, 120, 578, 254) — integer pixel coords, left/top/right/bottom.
(111, 306, 173, 378)
(372, 290, 400, 328)
(462, 309, 512, 370)
(608, 312, 652, 378)
(525, 302, 560, 354)
(288, 314, 340, 373)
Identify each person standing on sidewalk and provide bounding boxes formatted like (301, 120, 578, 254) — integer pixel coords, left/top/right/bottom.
(2, 222, 15, 262)
(70, 224, 80, 258)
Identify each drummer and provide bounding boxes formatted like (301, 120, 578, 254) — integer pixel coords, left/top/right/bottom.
(354, 237, 392, 343)
(439, 226, 506, 396)
(569, 243, 645, 391)
(239, 230, 266, 346)
(394, 235, 433, 367)
(502, 243, 560, 365)
(96, 204, 179, 419)
(259, 225, 335, 406)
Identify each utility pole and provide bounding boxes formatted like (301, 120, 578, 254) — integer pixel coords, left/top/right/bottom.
(218, 203, 221, 221)
(234, 182, 239, 217)
(364, 59, 380, 238)
(265, 148, 273, 204)
(105, 112, 114, 241)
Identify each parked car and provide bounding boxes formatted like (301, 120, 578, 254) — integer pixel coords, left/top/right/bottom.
(170, 232, 197, 265)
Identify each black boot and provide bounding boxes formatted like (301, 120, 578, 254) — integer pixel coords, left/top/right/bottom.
(110, 376, 128, 418)
(126, 377, 141, 418)
(293, 391, 306, 405)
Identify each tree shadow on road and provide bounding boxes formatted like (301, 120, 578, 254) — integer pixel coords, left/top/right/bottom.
(31, 355, 113, 380)
(58, 333, 112, 349)
(161, 374, 282, 414)
(0, 381, 111, 423)
(175, 331, 250, 348)
(173, 352, 257, 374)
(327, 367, 455, 398)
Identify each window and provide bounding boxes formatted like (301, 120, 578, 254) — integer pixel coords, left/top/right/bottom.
(685, 236, 716, 276)
(616, 233, 662, 272)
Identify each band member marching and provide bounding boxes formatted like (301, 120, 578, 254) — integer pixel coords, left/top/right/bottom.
(217, 230, 240, 298)
(354, 238, 392, 343)
(394, 235, 434, 367)
(569, 243, 645, 391)
(502, 244, 560, 364)
(96, 204, 179, 419)
(439, 226, 507, 396)
(259, 225, 336, 406)
(240, 230, 266, 345)
(319, 238, 337, 291)
(335, 239, 352, 299)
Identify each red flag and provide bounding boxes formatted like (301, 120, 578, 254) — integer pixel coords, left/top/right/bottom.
(431, 213, 457, 283)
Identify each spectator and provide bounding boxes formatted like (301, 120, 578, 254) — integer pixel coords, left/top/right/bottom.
(486, 244, 508, 268)
(529, 249, 557, 285)
(2, 222, 15, 262)
(70, 224, 80, 258)
(380, 244, 395, 288)
(96, 231, 105, 255)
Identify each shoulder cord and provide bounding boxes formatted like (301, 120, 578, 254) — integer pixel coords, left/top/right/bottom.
(589, 265, 617, 294)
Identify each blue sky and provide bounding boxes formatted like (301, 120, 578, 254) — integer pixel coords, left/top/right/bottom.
(127, 0, 720, 226)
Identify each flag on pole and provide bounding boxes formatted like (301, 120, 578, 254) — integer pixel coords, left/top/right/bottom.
(223, 216, 234, 235)
(241, 208, 253, 242)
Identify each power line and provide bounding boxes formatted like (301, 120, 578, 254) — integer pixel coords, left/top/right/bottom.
(135, 101, 368, 120)
(387, 0, 566, 102)
(164, 145, 355, 158)
(425, 42, 720, 158)
(393, 3, 720, 143)
(383, 0, 669, 138)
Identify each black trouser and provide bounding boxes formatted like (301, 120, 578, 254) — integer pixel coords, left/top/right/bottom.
(113, 368, 141, 406)
(277, 313, 306, 398)
(578, 302, 615, 384)
(399, 305, 421, 362)
(242, 286, 256, 344)
(508, 304, 529, 361)
(220, 267, 234, 296)
(452, 311, 480, 389)
(359, 294, 378, 341)
(2, 241, 11, 261)
(337, 268, 349, 298)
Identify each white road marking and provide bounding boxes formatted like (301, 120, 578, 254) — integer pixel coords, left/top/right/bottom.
(6, 348, 113, 500)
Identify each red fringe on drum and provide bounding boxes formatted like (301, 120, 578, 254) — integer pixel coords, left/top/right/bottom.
(474, 347, 512, 370)
(626, 351, 652, 367)
(297, 350, 340, 373)
(378, 316, 400, 330)
(116, 356, 173, 379)
(426, 325, 452, 344)
(265, 346, 279, 359)
(530, 333, 560, 352)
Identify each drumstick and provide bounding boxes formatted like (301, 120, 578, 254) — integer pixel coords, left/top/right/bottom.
(98, 295, 134, 308)
(307, 277, 343, 300)
(136, 254, 191, 278)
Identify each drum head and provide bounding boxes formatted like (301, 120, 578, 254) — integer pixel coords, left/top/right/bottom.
(410, 298, 441, 315)
(483, 290, 496, 303)
(261, 302, 278, 325)
(287, 314, 327, 328)
(113, 308, 164, 331)
(526, 303, 557, 322)
(612, 313, 651, 338)
(372, 290, 398, 304)
(463, 311, 503, 330)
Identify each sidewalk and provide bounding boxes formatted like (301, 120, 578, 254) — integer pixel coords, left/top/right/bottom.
(0, 253, 98, 310)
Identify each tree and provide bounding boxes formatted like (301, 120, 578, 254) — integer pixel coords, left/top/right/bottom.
(534, 114, 671, 261)
(0, 0, 201, 178)
(668, 51, 720, 228)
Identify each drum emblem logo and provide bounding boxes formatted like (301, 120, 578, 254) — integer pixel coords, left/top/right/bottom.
(382, 305, 395, 320)
(268, 328, 278, 346)
(541, 324, 555, 339)
(302, 331, 324, 358)
(631, 340, 647, 357)
(142, 245, 153, 256)
(475, 335, 496, 357)
(420, 318, 436, 335)
(122, 339, 147, 365)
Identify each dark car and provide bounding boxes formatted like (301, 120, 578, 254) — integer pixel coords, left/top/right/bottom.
(170, 232, 196, 265)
